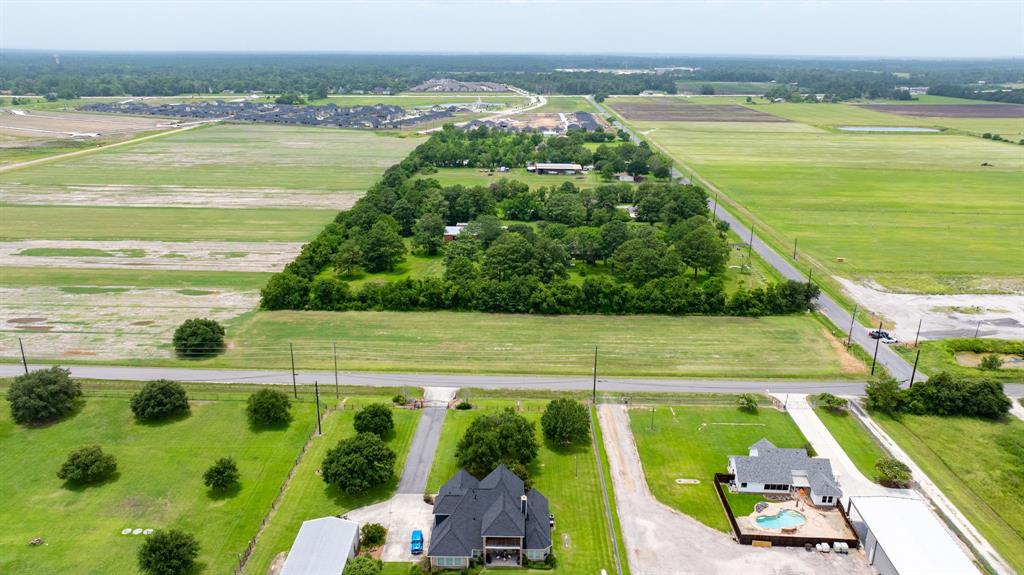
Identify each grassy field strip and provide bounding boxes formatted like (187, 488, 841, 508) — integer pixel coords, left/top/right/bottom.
(628, 403, 809, 532)
(243, 397, 421, 575)
(0, 396, 317, 575)
(811, 406, 887, 481)
(426, 399, 620, 574)
(590, 405, 629, 575)
(873, 414, 1024, 573)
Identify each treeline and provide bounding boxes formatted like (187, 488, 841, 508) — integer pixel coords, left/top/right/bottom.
(866, 372, 1012, 420)
(259, 126, 819, 317)
(459, 71, 677, 95)
(927, 84, 1024, 105)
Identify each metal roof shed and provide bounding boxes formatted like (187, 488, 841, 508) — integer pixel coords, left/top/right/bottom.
(281, 517, 359, 575)
(848, 496, 976, 575)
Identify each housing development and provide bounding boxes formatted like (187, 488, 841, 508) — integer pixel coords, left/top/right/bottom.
(1, 3, 1022, 575)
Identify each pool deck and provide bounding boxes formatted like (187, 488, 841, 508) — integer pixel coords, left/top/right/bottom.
(737, 499, 854, 540)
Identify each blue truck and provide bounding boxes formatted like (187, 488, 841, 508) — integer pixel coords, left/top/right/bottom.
(410, 530, 424, 555)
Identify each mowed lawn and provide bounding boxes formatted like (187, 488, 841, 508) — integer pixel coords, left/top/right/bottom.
(0, 396, 316, 575)
(425, 400, 619, 575)
(414, 167, 604, 190)
(243, 397, 420, 575)
(875, 414, 1024, 573)
(170, 310, 866, 379)
(619, 106, 1024, 293)
(812, 406, 887, 481)
(629, 403, 808, 531)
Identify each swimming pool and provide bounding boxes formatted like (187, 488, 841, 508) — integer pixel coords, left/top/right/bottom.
(756, 509, 807, 529)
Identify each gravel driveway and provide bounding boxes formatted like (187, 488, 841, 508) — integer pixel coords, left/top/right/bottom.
(598, 404, 871, 575)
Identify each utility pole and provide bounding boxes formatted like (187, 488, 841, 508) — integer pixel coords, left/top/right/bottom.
(870, 321, 883, 375)
(846, 305, 858, 348)
(592, 346, 598, 405)
(914, 319, 922, 348)
(18, 337, 28, 375)
(333, 342, 339, 400)
(792, 238, 798, 260)
(289, 343, 298, 399)
(909, 349, 921, 387)
(649, 407, 655, 432)
(314, 381, 322, 435)
(807, 267, 813, 285)
(974, 320, 983, 339)
(747, 225, 755, 261)
(712, 191, 719, 219)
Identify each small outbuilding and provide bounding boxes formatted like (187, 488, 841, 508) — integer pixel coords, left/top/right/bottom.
(280, 516, 359, 575)
(528, 162, 583, 175)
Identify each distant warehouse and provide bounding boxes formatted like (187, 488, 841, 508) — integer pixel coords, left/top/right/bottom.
(527, 162, 584, 175)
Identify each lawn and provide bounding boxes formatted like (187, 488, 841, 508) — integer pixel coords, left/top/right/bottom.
(532, 96, 600, 114)
(896, 340, 1024, 383)
(415, 167, 603, 190)
(142, 310, 869, 379)
(242, 396, 420, 575)
(0, 394, 317, 575)
(875, 413, 1024, 573)
(628, 403, 809, 531)
(614, 104, 1024, 294)
(0, 266, 273, 290)
(424, 399, 620, 575)
(812, 406, 887, 481)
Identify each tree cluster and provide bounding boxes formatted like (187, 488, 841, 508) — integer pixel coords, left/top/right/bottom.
(321, 432, 397, 494)
(353, 403, 395, 437)
(57, 445, 118, 484)
(137, 529, 200, 575)
(172, 318, 225, 358)
(130, 379, 190, 421)
(6, 366, 82, 425)
(540, 399, 590, 445)
(203, 457, 240, 491)
(246, 389, 292, 426)
(456, 408, 539, 480)
(865, 372, 1011, 419)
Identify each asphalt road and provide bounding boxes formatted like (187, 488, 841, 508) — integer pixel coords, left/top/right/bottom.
(397, 406, 446, 494)
(587, 96, 919, 385)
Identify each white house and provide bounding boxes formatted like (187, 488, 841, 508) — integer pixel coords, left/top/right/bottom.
(728, 438, 842, 506)
(281, 517, 359, 575)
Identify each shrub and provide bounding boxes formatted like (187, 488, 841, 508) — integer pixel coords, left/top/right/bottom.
(541, 399, 590, 445)
(246, 389, 292, 426)
(816, 393, 848, 414)
(360, 523, 387, 548)
(423, 492, 435, 504)
(57, 445, 117, 484)
(344, 556, 383, 575)
(455, 401, 473, 410)
(736, 393, 759, 413)
(802, 442, 817, 457)
(130, 380, 189, 420)
(137, 529, 200, 575)
(321, 432, 396, 494)
(203, 457, 240, 490)
(392, 394, 406, 405)
(456, 408, 538, 478)
(904, 372, 1010, 419)
(6, 366, 81, 425)
(172, 318, 225, 357)
(864, 375, 903, 414)
(875, 457, 912, 488)
(980, 354, 1003, 371)
(353, 403, 394, 437)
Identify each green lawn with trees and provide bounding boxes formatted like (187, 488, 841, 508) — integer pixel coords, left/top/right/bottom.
(0, 389, 316, 575)
(897, 339, 1024, 383)
(628, 401, 810, 532)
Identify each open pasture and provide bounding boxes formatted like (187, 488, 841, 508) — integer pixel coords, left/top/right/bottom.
(862, 103, 1024, 118)
(612, 102, 787, 122)
(415, 167, 603, 189)
(0, 109, 172, 140)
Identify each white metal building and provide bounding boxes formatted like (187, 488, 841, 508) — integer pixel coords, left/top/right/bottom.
(847, 496, 977, 575)
(281, 517, 359, 575)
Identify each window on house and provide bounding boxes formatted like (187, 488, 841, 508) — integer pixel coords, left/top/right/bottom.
(740, 482, 747, 488)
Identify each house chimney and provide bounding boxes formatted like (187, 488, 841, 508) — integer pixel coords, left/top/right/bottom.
(520, 494, 528, 518)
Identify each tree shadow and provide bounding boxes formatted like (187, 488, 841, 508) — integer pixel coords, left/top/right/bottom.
(62, 470, 121, 491)
(248, 418, 293, 434)
(206, 482, 242, 501)
(134, 410, 192, 428)
(542, 437, 589, 457)
(324, 476, 399, 509)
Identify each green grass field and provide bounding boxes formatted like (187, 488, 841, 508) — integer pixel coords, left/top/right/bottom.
(876, 413, 1024, 573)
(415, 167, 603, 190)
(425, 399, 619, 575)
(242, 397, 420, 575)
(896, 340, 1024, 383)
(629, 403, 808, 531)
(533, 96, 600, 114)
(139, 310, 868, 379)
(0, 267, 271, 292)
(614, 102, 1024, 294)
(0, 395, 316, 575)
(812, 406, 886, 481)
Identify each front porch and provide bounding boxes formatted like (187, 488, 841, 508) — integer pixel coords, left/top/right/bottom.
(483, 548, 521, 567)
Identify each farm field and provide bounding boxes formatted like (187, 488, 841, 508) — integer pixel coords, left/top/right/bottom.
(242, 396, 420, 575)
(532, 95, 600, 113)
(414, 167, 603, 189)
(425, 398, 620, 575)
(875, 413, 1024, 573)
(812, 405, 887, 481)
(0, 391, 317, 575)
(676, 81, 772, 95)
(0, 122, 419, 364)
(609, 99, 1024, 294)
(628, 401, 809, 532)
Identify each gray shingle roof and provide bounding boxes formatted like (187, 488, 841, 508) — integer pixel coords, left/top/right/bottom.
(730, 439, 842, 500)
(429, 465, 551, 558)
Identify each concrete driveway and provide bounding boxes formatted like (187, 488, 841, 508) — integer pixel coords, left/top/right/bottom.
(344, 493, 434, 562)
(598, 404, 871, 575)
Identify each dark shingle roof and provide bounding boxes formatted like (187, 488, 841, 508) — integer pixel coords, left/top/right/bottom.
(730, 439, 841, 500)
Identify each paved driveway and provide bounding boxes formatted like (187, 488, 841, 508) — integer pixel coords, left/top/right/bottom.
(344, 493, 434, 562)
(598, 404, 871, 575)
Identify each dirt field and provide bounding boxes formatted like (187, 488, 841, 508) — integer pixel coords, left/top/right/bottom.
(0, 286, 257, 360)
(861, 104, 1024, 118)
(0, 109, 174, 139)
(0, 240, 303, 272)
(0, 182, 362, 210)
(611, 103, 789, 122)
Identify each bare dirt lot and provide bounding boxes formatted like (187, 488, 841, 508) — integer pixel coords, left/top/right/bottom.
(861, 104, 1024, 118)
(612, 103, 790, 122)
(0, 240, 303, 272)
(0, 286, 257, 360)
(0, 109, 175, 139)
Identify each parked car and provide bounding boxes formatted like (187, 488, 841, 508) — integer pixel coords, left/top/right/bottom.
(882, 337, 899, 344)
(868, 330, 890, 339)
(411, 530, 423, 555)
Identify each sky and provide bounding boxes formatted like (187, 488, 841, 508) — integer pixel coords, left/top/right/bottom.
(2, 0, 1023, 59)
